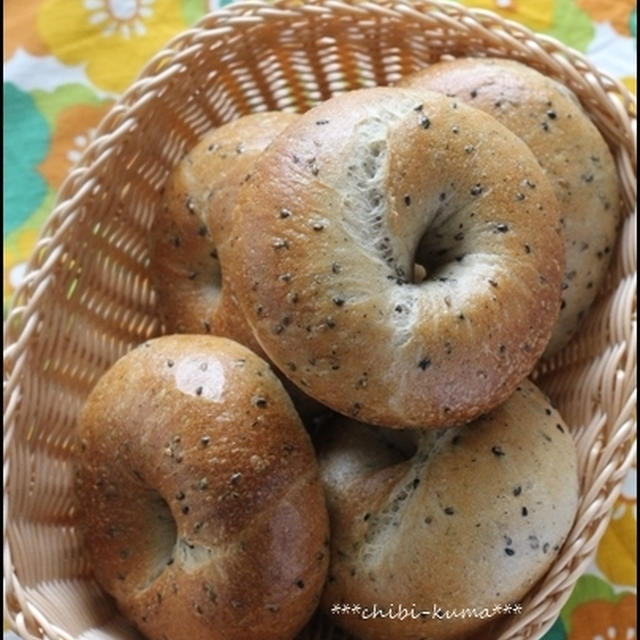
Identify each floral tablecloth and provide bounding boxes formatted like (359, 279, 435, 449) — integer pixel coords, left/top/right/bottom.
(3, 0, 636, 638)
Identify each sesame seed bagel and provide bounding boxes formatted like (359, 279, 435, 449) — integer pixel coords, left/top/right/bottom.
(223, 87, 564, 428)
(318, 379, 579, 640)
(150, 111, 299, 348)
(73, 335, 329, 640)
(398, 58, 621, 357)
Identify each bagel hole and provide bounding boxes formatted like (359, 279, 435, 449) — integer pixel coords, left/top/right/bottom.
(140, 492, 178, 588)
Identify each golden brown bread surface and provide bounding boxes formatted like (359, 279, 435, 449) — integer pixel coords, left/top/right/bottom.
(150, 111, 327, 421)
(398, 58, 620, 357)
(318, 379, 579, 640)
(73, 335, 329, 640)
(150, 111, 299, 349)
(223, 86, 564, 429)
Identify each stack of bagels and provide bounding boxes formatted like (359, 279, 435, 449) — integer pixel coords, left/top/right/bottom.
(73, 58, 620, 640)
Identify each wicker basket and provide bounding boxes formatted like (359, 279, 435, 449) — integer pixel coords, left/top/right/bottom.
(3, 1, 636, 639)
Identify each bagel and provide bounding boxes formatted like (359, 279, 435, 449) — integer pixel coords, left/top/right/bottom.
(317, 378, 579, 640)
(223, 87, 564, 428)
(73, 335, 329, 640)
(150, 111, 299, 349)
(398, 57, 621, 357)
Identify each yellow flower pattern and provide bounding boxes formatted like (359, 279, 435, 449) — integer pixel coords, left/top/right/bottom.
(597, 496, 637, 587)
(36, 0, 188, 92)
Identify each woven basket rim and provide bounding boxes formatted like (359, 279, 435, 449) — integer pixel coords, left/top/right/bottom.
(3, 2, 637, 640)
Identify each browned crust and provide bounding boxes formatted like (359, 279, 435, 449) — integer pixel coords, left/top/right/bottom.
(318, 379, 579, 640)
(223, 87, 564, 428)
(150, 111, 299, 349)
(398, 58, 621, 357)
(74, 335, 329, 640)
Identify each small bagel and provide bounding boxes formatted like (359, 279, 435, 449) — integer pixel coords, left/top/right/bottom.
(398, 58, 621, 357)
(73, 335, 329, 640)
(224, 87, 564, 428)
(150, 111, 299, 348)
(318, 379, 579, 640)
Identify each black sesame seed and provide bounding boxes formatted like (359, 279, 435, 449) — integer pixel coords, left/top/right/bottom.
(495, 223, 509, 233)
(470, 184, 483, 196)
(547, 110, 557, 119)
(404, 195, 411, 206)
(252, 395, 267, 408)
(513, 486, 522, 496)
(420, 115, 431, 129)
(181, 505, 190, 514)
(195, 386, 203, 396)
(556, 423, 565, 433)
(505, 548, 515, 556)
(418, 357, 432, 370)
(491, 446, 505, 457)
(444, 507, 455, 515)
(167, 360, 174, 367)
(470, 89, 477, 98)
(197, 225, 207, 237)
(230, 472, 242, 485)
(332, 296, 345, 306)
(296, 579, 305, 589)
(316, 119, 329, 125)
(522, 506, 528, 517)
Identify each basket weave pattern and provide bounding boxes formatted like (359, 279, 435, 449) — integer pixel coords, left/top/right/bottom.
(3, 1, 636, 639)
